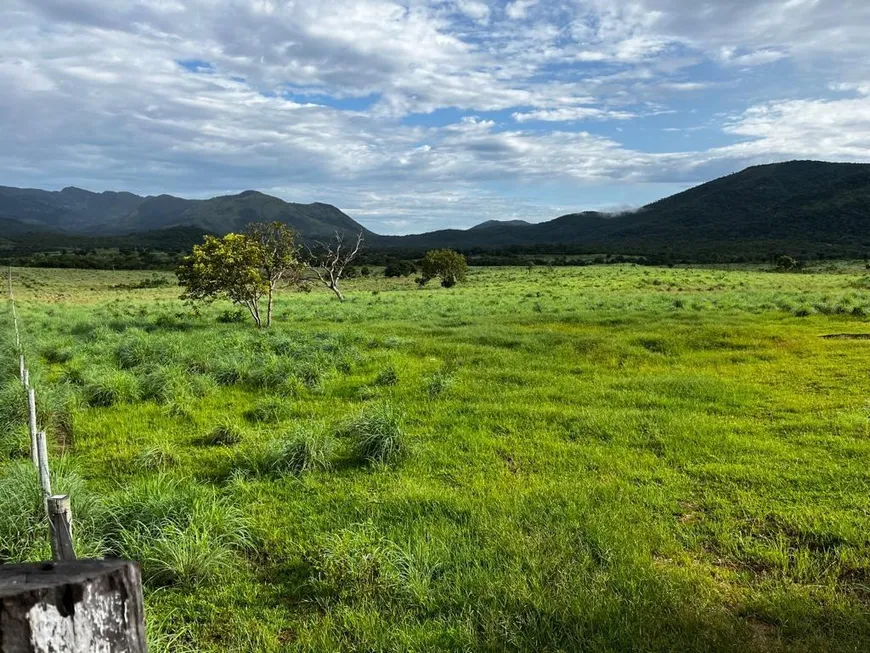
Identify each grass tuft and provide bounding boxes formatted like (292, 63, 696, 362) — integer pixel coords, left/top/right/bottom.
(261, 428, 335, 475)
(342, 403, 407, 466)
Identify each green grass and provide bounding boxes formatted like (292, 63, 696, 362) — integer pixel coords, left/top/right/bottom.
(2, 263, 870, 651)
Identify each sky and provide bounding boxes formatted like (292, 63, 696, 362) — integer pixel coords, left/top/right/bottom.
(2, 0, 870, 234)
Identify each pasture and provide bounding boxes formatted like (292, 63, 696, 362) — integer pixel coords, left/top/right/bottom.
(2, 263, 870, 652)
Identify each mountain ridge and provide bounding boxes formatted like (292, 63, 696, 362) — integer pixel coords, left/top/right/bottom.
(0, 185, 373, 240)
(3, 160, 870, 260)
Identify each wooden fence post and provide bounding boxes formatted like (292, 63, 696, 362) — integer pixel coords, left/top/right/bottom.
(47, 495, 76, 562)
(0, 560, 147, 652)
(36, 431, 52, 499)
(23, 367, 30, 388)
(20, 355, 25, 382)
(28, 387, 38, 469)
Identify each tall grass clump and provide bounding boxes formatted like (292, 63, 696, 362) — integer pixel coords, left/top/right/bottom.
(260, 428, 335, 475)
(102, 476, 251, 589)
(0, 379, 28, 440)
(199, 420, 244, 446)
(425, 369, 455, 397)
(84, 369, 140, 407)
(135, 445, 177, 471)
(374, 365, 399, 387)
(244, 397, 290, 424)
(0, 460, 103, 562)
(343, 403, 408, 466)
(140, 365, 194, 404)
(116, 331, 157, 368)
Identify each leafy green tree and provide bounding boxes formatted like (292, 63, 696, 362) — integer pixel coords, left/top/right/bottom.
(176, 222, 302, 327)
(418, 249, 468, 288)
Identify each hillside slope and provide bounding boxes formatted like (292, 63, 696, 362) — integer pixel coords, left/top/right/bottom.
(0, 186, 370, 240)
(375, 161, 870, 258)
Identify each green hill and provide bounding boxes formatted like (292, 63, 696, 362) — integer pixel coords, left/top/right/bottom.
(375, 161, 870, 259)
(0, 186, 370, 240)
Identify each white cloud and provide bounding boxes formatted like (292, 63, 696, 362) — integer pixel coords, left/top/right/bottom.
(505, 0, 539, 20)
(512, 107, 636, 122)
(455, 0, 490, 22)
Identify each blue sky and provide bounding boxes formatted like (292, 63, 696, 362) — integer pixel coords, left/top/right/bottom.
(2, 0, 869, 234)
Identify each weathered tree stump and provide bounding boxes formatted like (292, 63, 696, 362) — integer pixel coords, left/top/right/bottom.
(0, 560, 146, 652)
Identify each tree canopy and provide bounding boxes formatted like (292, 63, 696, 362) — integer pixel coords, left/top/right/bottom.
(176, 222, 302, 327)
(418, 249, 468, 288)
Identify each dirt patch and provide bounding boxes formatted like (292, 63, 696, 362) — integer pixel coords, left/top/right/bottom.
(820, 333, 870, 340)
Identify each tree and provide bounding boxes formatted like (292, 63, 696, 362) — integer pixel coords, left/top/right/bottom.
(418, 249, 468, 288)
(247, 221, 305, 326)
(774, 255, 801, 272)
(307, 231, 364, 301)
(176, 222, 302, 327)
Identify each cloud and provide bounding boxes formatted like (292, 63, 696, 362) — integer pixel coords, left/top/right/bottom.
(512, 107, 637, 122)
(1, 0, 870, 230)
(454, 0, 491, 23)
(505, 0, 539, 20)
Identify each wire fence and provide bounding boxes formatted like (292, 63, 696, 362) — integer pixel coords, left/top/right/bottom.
(6, 266, 76, 561)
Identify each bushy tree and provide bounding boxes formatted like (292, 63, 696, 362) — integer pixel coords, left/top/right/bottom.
(176, 222, 302, 327)
(418, 249, 468, 288)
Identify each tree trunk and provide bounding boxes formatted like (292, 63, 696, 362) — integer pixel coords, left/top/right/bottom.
(330, 282, 345, 302)
(266, 287, 274, 327)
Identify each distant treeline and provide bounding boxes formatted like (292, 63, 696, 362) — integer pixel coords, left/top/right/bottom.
(2, 240, 864, 271)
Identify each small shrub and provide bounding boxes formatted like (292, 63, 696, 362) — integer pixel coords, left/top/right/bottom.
(217, 309, 246, 324)
(343, 403, 407, 466)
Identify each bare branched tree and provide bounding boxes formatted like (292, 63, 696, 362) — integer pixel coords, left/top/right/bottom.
(307, 231, 364, 301)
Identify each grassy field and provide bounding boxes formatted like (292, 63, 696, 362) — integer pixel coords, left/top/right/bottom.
(2, 263, 870, 652)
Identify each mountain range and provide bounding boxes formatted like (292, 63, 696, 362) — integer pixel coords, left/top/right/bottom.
(2, 160, 870, 260)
